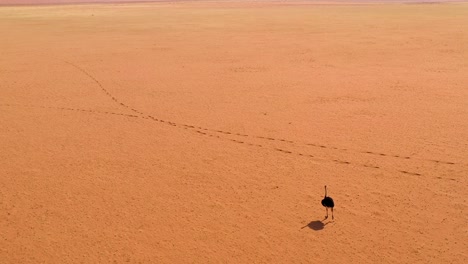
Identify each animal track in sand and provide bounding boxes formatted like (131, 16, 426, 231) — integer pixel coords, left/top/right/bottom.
(2, 102, 427, 178)
(58, 60, 459, 180)
(63, 60, 145, 116)
(399, 170, 422, 176)
(5, 99, 447, 180)
(0, 103, 140, 119)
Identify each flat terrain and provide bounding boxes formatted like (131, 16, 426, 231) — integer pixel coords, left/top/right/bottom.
(2, 0, 468, 7)
(1, 1, 467, 263)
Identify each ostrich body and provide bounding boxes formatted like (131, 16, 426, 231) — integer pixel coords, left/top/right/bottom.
(321, 185, 334, 220)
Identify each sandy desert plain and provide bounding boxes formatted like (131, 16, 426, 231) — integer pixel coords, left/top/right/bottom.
(0, 0, 467, 263)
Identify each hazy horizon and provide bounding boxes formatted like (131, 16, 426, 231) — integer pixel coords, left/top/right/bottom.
(1, 0, 467, 7)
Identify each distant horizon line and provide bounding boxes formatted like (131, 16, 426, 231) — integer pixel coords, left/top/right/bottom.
(2, 0, 468, 8)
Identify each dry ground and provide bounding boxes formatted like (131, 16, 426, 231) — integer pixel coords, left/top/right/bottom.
(0, 1, 467, 263)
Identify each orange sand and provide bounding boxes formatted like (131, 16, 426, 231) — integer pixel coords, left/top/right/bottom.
(1, 1, 467, 263)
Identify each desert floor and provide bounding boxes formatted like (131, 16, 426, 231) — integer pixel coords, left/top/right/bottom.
(1, 1, 467, 263)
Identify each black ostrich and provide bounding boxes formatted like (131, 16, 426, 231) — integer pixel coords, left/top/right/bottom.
(321, 185, 334, 220)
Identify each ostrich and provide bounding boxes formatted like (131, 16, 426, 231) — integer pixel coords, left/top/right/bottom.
(321, 185, 334, 220)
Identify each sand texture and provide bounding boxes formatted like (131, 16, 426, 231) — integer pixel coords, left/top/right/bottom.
(2, 0, 468, 7)
(1, 1, 467, 263)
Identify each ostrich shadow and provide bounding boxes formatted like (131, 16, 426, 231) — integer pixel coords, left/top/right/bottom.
(301, 220, 331, 231)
